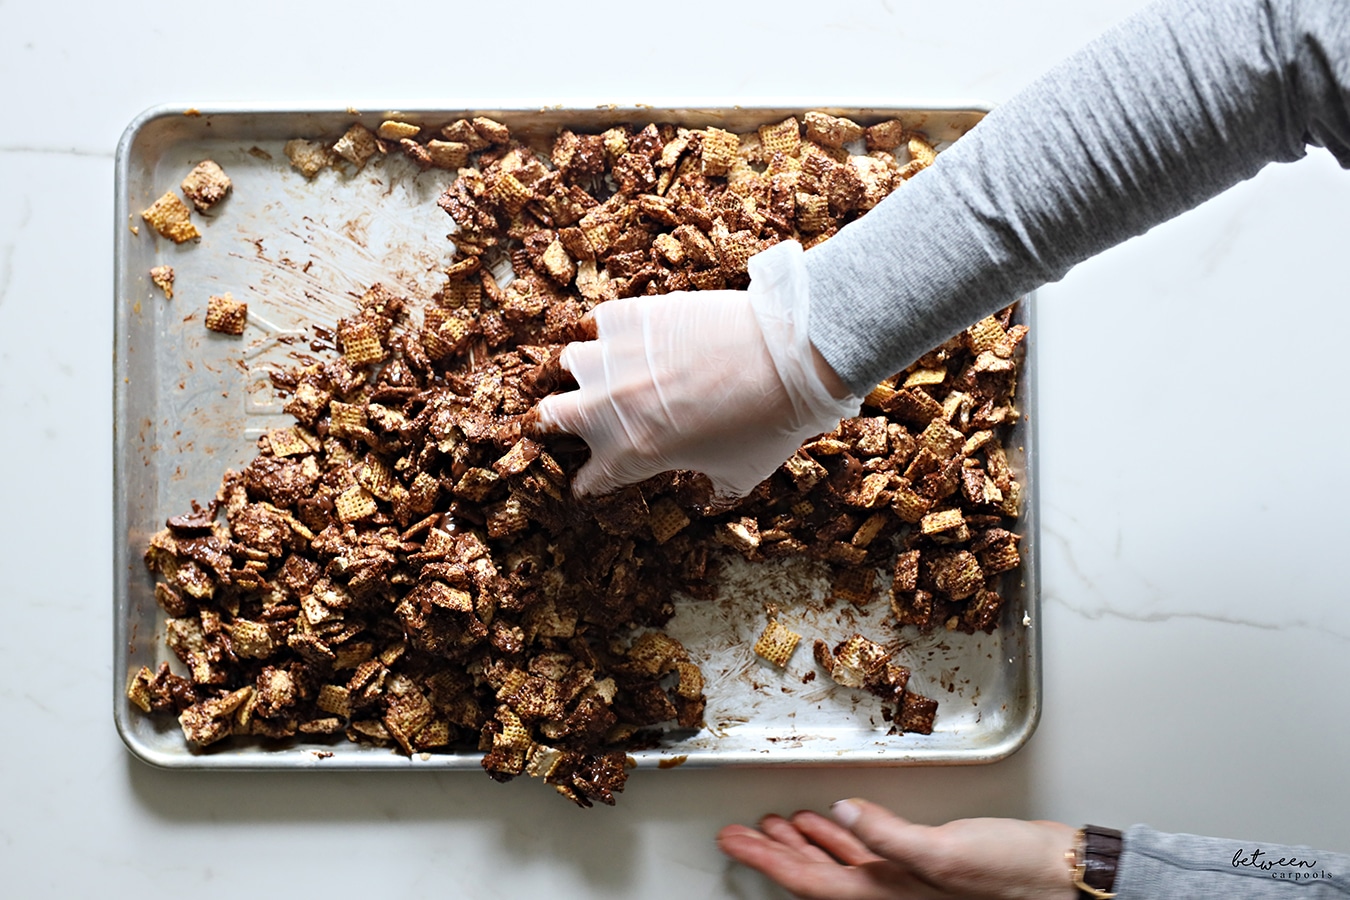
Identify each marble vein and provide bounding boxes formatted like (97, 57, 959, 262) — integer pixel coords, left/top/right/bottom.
(1048, 592, 1350, 643)
(1042, 523, 1350, 642)
(0, 241, 13, 309)
(0, 145, 113, 159)
(0, 195, 29, 309)
(1043, 521, 1164, 601)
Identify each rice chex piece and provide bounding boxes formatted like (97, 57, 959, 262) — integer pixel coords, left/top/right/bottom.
(227, 620, 275, 659)
(965, 315, 1008, 354)
(335, 485, 378, 523)
(890, 387, 944, 425)
(715, 228, 759, 276)
(783, 451, 828, 491)
(917, 418, 965, 460)
(204, 293, 247, 335)
(891, 483, 932, 524)
(827, 542, 869, 566)
(825, 634, 889, 688)
(332, 123, 379, 169)
(454, 467, 500, 502)
(358, 457, 396, 500)
(904, 367, 947, 388)
(753, 618, 801, 668)
(338, 318, 387, 366)
(715, 517, 760, 555)
(920, 508, 965, 536)
(832, 567, 877, 607)
(851, 512, 889, 548)
(794, 192, 830, 233)
(492, 438, 541, 477)
(892, 549, 921, 593)
(932, 550, 983, 600)
(758, 117, 801, 158)
(441, 118, 490, 151)
(377, 120, 420, 140)
(266, 428, 312, 458)
(426, 140, 469, 170)
(141, 191, 199, 243)
(471, 117, 510, 145)
(845, 471, 891, 509)
(897, 691, 938, 734)
(316, 684, 352, 718)
(284, 139, 334, 178)
(180, 160, 231, 212)
(803, 111, 863, 148)
(125, 667, 155, 713)
(865, 119, 908, 151)
(486, 171, 532, 215)
(327, 401, 368, 439)
(980, 537, 1021, 574)
(984, 439, 1013, 492)
(487, 498, 529, 538)
(907, 135, 937, 167)
(400, 138, 432, 169)
(700, 128, 739, 176)
(647, 496, 690, 544)
(964, 588, 1004, 632)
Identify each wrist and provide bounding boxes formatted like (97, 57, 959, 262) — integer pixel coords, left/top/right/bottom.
(747, 240, 861, 425)
(1028, 821, 1082, 900)
(809, 342, 853, 402)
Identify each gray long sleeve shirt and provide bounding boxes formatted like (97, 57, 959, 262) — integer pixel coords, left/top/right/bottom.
(1120, 826, 1350, 897)
(805, 0, 1350, 395)
(802, 0, 1350, 895)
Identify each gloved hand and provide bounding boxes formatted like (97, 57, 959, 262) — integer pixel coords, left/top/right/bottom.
(535, 240, 863, 499)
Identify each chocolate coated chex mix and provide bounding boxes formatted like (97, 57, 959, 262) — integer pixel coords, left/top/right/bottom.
(136, 112, 1025, 806)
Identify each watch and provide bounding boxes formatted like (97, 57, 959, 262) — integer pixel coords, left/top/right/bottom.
(1067, 825, 1122, 899)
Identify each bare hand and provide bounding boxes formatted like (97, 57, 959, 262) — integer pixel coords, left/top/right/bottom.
(717, 800, 1077, 900)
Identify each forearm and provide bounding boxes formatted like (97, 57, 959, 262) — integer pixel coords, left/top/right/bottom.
(1116, 824, 1350, 897)
(806, 0, 1350, 395)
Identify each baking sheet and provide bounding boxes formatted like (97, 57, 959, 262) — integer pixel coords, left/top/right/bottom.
(113, 104, 1039, 770)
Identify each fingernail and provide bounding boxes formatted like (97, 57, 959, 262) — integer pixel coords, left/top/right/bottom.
(831, 799, 861, 828)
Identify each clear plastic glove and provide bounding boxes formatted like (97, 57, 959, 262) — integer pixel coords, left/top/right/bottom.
(717, 800, 1078, 900)
(536, 241, 862, 498)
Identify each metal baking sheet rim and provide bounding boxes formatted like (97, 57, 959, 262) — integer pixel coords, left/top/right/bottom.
(113, 102, 1040, 772)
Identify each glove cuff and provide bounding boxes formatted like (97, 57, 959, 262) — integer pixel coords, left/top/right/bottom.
(747, 241, 863, 431)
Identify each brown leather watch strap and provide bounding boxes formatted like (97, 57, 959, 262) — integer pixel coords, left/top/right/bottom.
(1071, 825, 1123, 899)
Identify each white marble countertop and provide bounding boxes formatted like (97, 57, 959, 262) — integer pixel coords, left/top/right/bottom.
(3, 0, 1348, 895)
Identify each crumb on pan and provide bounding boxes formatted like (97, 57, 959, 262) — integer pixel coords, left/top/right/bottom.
(149, 265, 174, 299)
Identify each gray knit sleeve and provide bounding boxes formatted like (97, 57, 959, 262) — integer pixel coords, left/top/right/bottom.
(804, 0, 1350, 395)
(1116, 825, 1350, 897)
